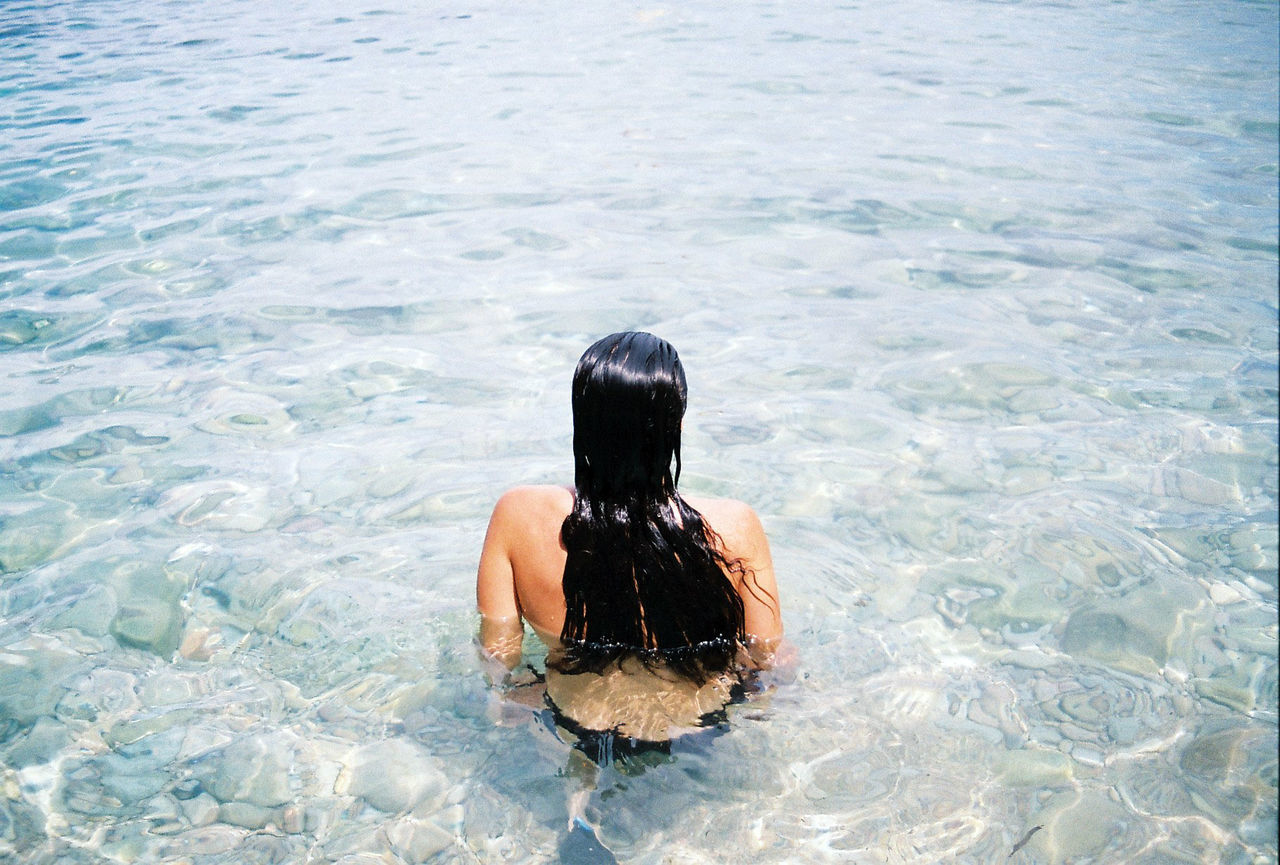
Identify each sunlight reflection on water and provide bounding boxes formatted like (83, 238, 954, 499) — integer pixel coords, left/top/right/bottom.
(0, 0, 1276, 862)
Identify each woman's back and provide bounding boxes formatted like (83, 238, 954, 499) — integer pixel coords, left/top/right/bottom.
(477, 484, 780, 741)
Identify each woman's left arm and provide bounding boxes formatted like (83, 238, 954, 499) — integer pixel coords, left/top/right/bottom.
(476, 492, 526, 673)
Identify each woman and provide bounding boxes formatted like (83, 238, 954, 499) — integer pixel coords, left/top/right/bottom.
(476, 331, 782, 754)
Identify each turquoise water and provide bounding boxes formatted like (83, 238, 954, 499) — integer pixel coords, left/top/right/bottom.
(1, 0, 1276, 862)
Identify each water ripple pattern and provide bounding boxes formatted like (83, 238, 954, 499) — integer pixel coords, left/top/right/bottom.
(0, 0, 1276, 863)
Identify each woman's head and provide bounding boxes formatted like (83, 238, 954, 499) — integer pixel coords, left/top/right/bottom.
(571, 331, 687, 500)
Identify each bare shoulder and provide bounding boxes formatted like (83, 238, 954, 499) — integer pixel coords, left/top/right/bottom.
(490, 484, 574, 531)
(684, 495, 765, 548)
(495, 484, 574, 511)
(481, 486, 573, 568)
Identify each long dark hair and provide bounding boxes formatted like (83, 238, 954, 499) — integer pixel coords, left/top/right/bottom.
(556, 332, 747, 684)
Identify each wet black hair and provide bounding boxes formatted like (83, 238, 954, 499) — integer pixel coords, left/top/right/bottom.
(556, 332, 747, 684)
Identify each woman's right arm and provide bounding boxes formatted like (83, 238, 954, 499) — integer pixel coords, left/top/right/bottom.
(722, 502, 784, 666)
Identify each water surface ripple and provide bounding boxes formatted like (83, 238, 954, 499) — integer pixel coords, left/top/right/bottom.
(1, 1, 1276, 863)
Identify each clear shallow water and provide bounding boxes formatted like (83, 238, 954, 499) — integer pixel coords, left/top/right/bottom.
(0, 0, 1276, 862)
